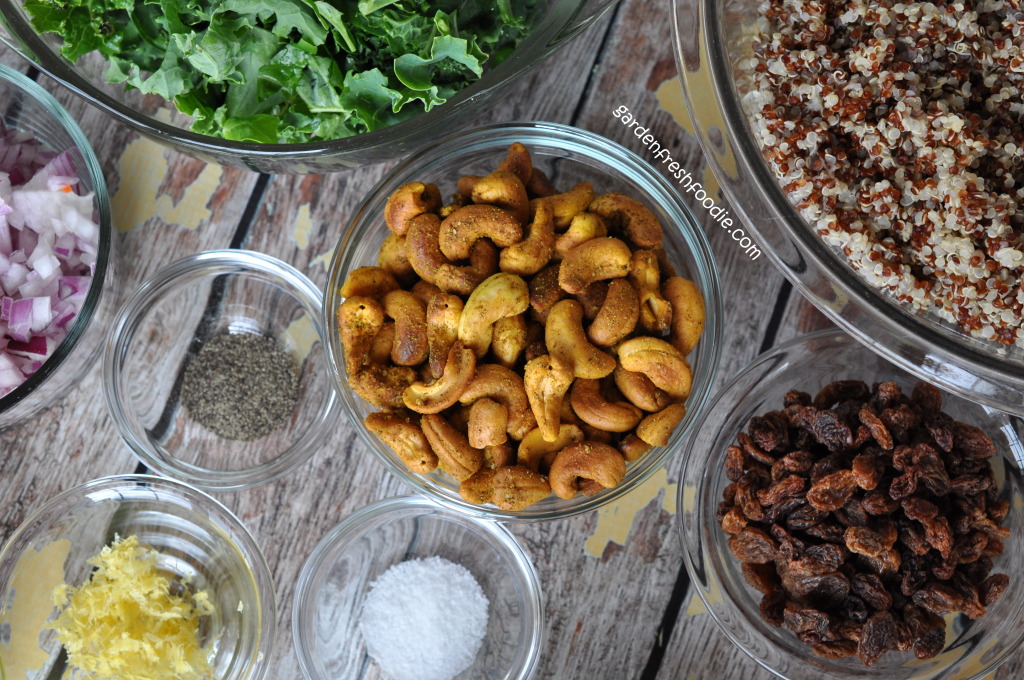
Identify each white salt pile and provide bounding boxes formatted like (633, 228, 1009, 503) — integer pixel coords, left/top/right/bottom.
(358, 556, 489, 680)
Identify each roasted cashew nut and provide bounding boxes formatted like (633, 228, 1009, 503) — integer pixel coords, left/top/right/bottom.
(558, 237, 632, 295)
(377, 233, 416, 286)
(426, 293, 463, 378)
(459, 468, 499, 505)
(524, 355, 575, 442)
(629, 249, 673, 332)
(545, 299, 616, 379)
(485, 442, 516, 468)
(569, 378, 644, 433)
(364, 410, 438, 474)
(491, 314, 529, 368)
(531, 181, 595, 229)
(339, 265, 400, 299)
(496, 142, 533, 185)
(458, 272, 530, 358)
(548, 441, 627, 499)
(516, 424, 585, 472)
(384, 181, 442, 235)
(499, 200, 555, 275)
(410, 280, 442, 306)
(436, 239, 499, 296)
(618, 434, 653, 462)
(613, 364, 671, 412)
(337, 295, 384, 376)
(471, 170, 530, 225)
(420, 414, 485, 482)
(576, 281, 608, 320)
(663, 276, 706, 356)
(636, 403, 688, 447)
(589, 192, 663, 249)
(529, 262, 565, 324)
(405, 212, 446, 285)
(554, 212, 607, 260)
(458, 363, 537, 441)
(403, 341, 476, 414)
(382, 290, 429, 367)
(526, 168, 558, 198)
(368, 321, 396, 365)
(438, 204, 523, 261)
(349, 364, 417, 409)
(617, 336, 693, 401)
(490, 465, 552, 511)
(588, 278, 640, 347)
(467, 397, 508, 448)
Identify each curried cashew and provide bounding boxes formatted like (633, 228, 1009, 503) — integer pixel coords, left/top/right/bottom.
(403, 341, 476, 414)
(349, 364, 416, 409)
(523, 355, 575, 442)
(558, 237, 632, 295)
(491, 465, 552, 511)
(382, 290, 428, 366)
(576, 281, 608, 320)
(617, 336, 693, 401)
(529, 262, 565, 324)
(663, 276, 706, 356)
(459, 468, 499, 505)
(364, 410, 438, 474)
(420, 414, 484, 482)
(496, 142, 532, 185)
(491, 314, 528, 368)
(499, 200, 555, 275)
(613, 365, 671, 412)
(405, 212, 446, 285)
(471, 170, 530, 225)
(467, 397, 508, 448)
(458, 363, 536, 441)
(618, 433, 653, 462)
(629, 249, 673, 332)
(636, 403, 688, 447)
(377, 233, 416, 286)
(531, 181, 595, 229)
(554, 212, 607, 260)
(337, 296, 384, 376)
(545, 299, 616, 379)
(426, 293, 463, 378)
(525, 168, 558, 198)
(589, 192, 663, 249)
(436, 240, 499, 296)
(517, 424, 585, 472)
(368, 321, 396, 365)
(439, 204, 523, 261)
(548, 441, 626, 499)
(458, 272, 530, 358)
(569, 378, 644, 433)
(588, 279, 640, 347)
(410, 280, 442, 306)
(439, 191, 470, 219)
(485, 442, 516, 468)
(384, 181, 442, 235)
(339, 266, 400, 299)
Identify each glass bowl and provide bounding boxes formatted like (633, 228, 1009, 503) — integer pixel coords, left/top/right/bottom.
(671, 0, 1024, 415)
(323, 121, 723, 521)
(0, 0, 619, 173)
(0, 62, 116, 430)
(103, 249, 338, 490)
(678, 329, 1024, 680)
(0, 474, 276, 680)
(292, 494, 542, 680)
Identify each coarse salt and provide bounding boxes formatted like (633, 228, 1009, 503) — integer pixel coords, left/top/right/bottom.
(359, 556, 489, 680)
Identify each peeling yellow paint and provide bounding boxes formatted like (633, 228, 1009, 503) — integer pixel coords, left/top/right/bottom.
(111, 136, 222, 232)
(293, 204, 314, 249)
(686, 591, 709, 617)
(583, 467, 676, 558)
(2, 539, 70, 679)
(285, 315, 319, 362)
(311, 246, 336, 271)
(654, 77, 722, 200)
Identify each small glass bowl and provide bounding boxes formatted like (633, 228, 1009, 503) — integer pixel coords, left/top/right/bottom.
(0, 474, 276, 680)
(678, 329, 1024, 680)
(292, 495, 543, 680)
(0, 62, 116, 430)
(104, 249, 338, 490)
(0, 1, 619, 172)
(323, 121, 723, 521)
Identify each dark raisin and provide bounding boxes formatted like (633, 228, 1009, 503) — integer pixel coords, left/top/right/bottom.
(760, 587, 786, 626)
(812, 640, 858, 658)
(784, 607, 831, 644)
(888, 468, 919, 500)
(739, 431, 776, 466)
(725, 445, 745, 481)
(857, 611, 897, 667)
(845, 526, 891, 558)
(913, 626, 946, 660)
(810, 409, 854, 452)
(786, 504, 825, 531)
(911, 381, 943, 416)
(783, 389, 811, 407)
(742, 561, 780, 595)
(954, 532, 988, 564)
(873, 381, 903, 409)
(757, 474, 806, 507)
(813, 380, 869, 409)
(951, 474, 991, 496)
(852, 573, 893, 611)
(913, 443, 951, 496)
(953, 422, 996, 459)
(720, 507, 748, 535)
(912, 582, 964, 616)
(901, 496, 938, 521)
(924, 412, 955, 452)
(851, 452, 882, 490)
(979, 573, 1009, 607)
(862, 489, 900, 515)
(880, 404, 919, 444)
(748, 411, 790, 453)
(858, 405, 893, 450)
(807, 469, 859, 512)
(772, 449, 815, 481)
(727, 527, 778, 564)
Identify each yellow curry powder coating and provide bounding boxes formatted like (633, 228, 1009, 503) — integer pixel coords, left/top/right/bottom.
(49, 535, 214, 680)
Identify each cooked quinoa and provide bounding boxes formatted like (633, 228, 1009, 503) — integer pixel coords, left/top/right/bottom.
(743, 0, 1024, 346)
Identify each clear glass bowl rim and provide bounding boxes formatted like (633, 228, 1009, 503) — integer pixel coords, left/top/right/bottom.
(291, 493, 544, 680)
(322, 119, 724, 521)
(102, 249, 339, 490)
(0, 61, 112, 416)
(670, 0, 1024, 416)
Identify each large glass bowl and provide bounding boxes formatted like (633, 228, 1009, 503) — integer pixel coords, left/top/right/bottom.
(292, 495, 543, 680)
(0, 474, 276, 680)
(323, 121, 723, 521)
(678, 329, 1024, 680)
(0, 0, 619, 173)
(0, 62, 116, 430)
(671, 0, 1024, 416)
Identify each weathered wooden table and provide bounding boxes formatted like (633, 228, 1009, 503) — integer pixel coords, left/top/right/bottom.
(1, 1, 1020, 679)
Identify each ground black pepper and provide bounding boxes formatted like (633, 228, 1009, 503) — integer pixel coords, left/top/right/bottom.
(181, 332, 298, 441)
